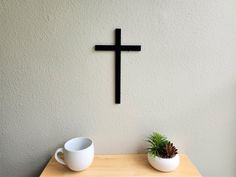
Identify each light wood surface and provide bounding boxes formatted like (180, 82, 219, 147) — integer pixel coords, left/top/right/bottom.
(40, 154, 202, 177)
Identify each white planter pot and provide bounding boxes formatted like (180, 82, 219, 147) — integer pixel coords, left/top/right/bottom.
(147, 153, 180, 172)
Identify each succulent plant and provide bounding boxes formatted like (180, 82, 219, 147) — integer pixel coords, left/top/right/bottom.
(146, 132, 178, 158)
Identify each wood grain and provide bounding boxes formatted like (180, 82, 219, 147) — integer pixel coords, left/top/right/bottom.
(40, 154, 202, 177)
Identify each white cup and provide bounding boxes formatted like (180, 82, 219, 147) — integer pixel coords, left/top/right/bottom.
(54, 137, 94, 171)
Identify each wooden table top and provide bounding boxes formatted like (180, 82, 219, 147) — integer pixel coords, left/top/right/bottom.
(40, 154, 202, 177)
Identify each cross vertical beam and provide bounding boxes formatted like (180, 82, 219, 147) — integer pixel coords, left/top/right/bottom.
(115, 29, 121, 103)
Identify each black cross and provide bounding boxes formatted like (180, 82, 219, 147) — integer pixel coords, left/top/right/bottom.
(95, 28, 141, 104)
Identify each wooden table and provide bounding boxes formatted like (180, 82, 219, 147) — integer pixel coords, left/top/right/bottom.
(40, 154, 202, 177)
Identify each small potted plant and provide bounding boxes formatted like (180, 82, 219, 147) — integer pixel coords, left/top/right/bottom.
(146, 132, 180, 172)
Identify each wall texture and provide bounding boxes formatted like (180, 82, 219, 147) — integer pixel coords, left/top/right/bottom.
(1, 0, 236, 176)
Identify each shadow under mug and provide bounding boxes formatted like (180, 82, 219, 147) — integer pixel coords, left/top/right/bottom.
(54, 137, 94, 171)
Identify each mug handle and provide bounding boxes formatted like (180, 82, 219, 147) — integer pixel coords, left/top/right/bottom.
(54, 148, 66, 165)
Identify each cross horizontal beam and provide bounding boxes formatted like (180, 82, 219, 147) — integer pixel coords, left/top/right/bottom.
(95, 45, 141, 51)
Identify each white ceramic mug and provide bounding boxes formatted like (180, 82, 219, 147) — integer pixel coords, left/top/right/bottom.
(54, 137, 94, 171)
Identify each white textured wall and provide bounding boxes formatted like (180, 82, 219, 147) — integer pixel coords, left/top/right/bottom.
(1, 0, 236, 176)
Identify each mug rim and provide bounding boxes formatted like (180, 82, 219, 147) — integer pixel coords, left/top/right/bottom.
(64, 137, 93, 152)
